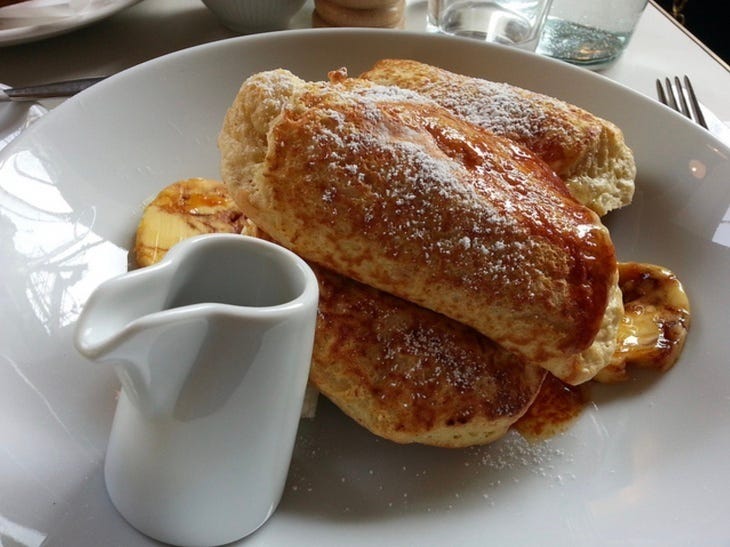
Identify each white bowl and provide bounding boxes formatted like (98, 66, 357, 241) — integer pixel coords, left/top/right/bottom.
(202, 0, 307, 32)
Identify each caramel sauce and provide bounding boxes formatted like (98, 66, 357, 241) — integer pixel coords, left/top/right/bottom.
(513, 374, 589, 441)
(157, 185, 232, 214)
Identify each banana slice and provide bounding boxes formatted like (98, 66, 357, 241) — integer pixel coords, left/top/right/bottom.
(596, 262, 691, 383)
(133, 177, 246, 268)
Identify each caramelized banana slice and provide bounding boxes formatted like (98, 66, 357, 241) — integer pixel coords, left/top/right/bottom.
(596, 262, 690, 383)
(133, 177, 246, 267)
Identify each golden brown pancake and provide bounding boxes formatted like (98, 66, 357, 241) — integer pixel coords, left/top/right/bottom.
(360, 59, 636, 216)
(219, 68, 621, 384)
(311, 265, 546, 446)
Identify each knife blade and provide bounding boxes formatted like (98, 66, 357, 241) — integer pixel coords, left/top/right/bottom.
(0, 76, 106, 102)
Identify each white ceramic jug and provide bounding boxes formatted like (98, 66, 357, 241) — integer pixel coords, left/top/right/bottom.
(74, 234, 319, 547)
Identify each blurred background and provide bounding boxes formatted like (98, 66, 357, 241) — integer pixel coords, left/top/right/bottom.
(655, 0, 729, 64)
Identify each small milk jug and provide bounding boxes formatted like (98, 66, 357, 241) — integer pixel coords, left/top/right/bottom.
(74, 234, 319, 547)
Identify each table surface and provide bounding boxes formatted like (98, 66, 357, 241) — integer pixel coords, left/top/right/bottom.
(1, 0, 729, 124)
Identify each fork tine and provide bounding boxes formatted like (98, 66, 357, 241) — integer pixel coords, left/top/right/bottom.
(656, 76, 710, 131)
(674, 76, 691, 118)
(682, 75, 708, 129)
(655, 79, 668, 105)
(663, 77, 678, 111)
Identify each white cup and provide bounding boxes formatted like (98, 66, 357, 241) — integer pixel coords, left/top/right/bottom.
(201, 0, 306, 32)
(74, 234, 319, 547)
(428, 0, 554, 51)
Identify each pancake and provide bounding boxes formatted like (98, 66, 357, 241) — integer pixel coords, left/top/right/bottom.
(219, 68, 621, 384)
(360, 58, 636, 216)
(240, 220, 546, 446)
(311, 265, 546, 446)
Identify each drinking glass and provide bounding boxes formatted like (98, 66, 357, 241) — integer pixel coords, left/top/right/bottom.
(428, 0, 554, 51)
(536, 0, 649, 69)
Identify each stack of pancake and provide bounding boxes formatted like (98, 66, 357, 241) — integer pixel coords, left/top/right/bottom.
(212, 60, 683, 447)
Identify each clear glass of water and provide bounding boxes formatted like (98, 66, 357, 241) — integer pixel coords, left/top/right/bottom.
(536, 0, 648, 69)
(428, 0, 555, 51)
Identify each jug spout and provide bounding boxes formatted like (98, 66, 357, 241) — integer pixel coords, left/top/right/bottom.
(74, 234, 320, 421)
(73, 258, 212, 418)
(73, 256, 263, 420)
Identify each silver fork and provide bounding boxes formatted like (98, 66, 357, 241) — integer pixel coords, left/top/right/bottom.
(655, 75, 708, 129)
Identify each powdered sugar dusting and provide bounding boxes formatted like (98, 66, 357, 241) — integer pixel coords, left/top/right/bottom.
(397, 74, 572, 147)
(445, 80, 554, 138)
(351, 82, 432, 105)
(292, 80, 556, 298)
(375, 317, 485, 394)
(286, 426, 575, 513)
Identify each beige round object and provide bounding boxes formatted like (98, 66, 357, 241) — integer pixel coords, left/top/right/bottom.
(314, 0, 404, 27)
(313, 9, 404, 29)
(328, 0, 402, 8)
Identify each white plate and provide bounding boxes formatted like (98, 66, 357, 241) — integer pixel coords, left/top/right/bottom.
(0, 0, 140, 47)
(1, 30, 729, 546)
(0, 89, 47, 151)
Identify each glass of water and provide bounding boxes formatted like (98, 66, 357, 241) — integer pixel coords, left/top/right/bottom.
(428, 0, 555, 51)
(536, 0, 649, 69)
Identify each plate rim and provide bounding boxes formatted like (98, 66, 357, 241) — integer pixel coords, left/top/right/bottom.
(0, 0, 142, 47)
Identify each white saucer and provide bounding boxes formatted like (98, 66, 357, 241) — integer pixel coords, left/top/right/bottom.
(0, 0, 141, 47)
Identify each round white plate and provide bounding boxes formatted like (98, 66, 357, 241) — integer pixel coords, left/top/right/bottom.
(1, 30, 729, 546)
(0, 0, 141, 47)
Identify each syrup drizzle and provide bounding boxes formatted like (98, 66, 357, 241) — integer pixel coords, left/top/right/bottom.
(513, 374, 589, 442)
